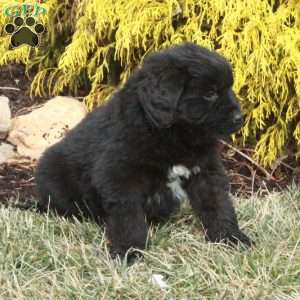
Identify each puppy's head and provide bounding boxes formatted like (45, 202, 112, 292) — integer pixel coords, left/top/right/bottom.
(136, 42, 243, 136)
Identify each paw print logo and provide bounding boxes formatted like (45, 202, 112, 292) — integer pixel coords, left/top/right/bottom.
(4, 16, 45, 48)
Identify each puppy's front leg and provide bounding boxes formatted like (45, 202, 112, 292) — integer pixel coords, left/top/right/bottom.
(105, 197, 148, 259)
(186, 166, 254, 247)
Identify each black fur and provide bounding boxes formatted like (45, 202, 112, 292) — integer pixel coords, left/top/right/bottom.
(35, 43, 254, 257)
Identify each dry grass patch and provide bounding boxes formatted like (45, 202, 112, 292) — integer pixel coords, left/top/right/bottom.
(0, 186, 299, 299)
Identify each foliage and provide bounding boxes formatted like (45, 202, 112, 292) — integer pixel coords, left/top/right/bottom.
(0, 0, 299, 166)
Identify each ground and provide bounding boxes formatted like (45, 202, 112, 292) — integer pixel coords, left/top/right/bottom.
(0, 64, 299, 205)
(0, 64, 44, 203)
(0, 187, 299, 299)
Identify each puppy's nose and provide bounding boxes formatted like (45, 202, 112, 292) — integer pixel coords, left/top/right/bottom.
(233, 113, 243, 124)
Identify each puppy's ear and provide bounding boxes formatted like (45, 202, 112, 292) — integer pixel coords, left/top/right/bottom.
(137, 67, 185, 128)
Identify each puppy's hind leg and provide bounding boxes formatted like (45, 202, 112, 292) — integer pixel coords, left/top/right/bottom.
(35, 149, 82, 217)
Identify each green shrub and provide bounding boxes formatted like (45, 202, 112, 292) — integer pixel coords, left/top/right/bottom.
(0, 0, 299, 166)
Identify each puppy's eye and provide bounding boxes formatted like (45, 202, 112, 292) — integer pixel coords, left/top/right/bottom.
(203, 91, 218, 103)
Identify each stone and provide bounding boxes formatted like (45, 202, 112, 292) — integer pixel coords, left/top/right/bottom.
(8, 96, 87, 160)
(0, 96, 11, 139)
(0, 142, 17, 164)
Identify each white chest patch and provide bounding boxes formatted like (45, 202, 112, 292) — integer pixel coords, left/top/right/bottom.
(167, 165, 190, 202)
(146, 165, 201, 208)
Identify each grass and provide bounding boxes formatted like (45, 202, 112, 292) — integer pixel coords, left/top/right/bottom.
(0, 186, 300, 300)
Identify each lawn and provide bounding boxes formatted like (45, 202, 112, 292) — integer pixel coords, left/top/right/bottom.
(0, 186, 299, 300)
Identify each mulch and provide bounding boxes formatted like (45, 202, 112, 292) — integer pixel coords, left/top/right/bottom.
(0, 64, 299, 206)
(0, 64, 46, 115)
(0, 64, 47, 205)
(222, 144, 300, 195)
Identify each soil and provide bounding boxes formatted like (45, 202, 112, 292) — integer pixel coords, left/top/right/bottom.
(0, 64, 47, 205)
(0, 64, 47, 115)
(0, 64, 299, 206)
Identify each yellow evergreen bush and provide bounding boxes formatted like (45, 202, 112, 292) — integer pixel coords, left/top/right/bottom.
(0, 0, 299, 167)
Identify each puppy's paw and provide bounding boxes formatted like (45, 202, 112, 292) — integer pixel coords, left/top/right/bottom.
(223, 230, 255, 248)
(207, 229, 255, 249)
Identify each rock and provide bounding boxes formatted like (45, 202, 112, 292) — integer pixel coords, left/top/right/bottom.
(0, 96, 11, 139)
(0, 142, 17, 164)
(8, 96, 87, 160)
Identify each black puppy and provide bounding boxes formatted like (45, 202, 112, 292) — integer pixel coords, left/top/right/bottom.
(35, 43, 253, 257)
